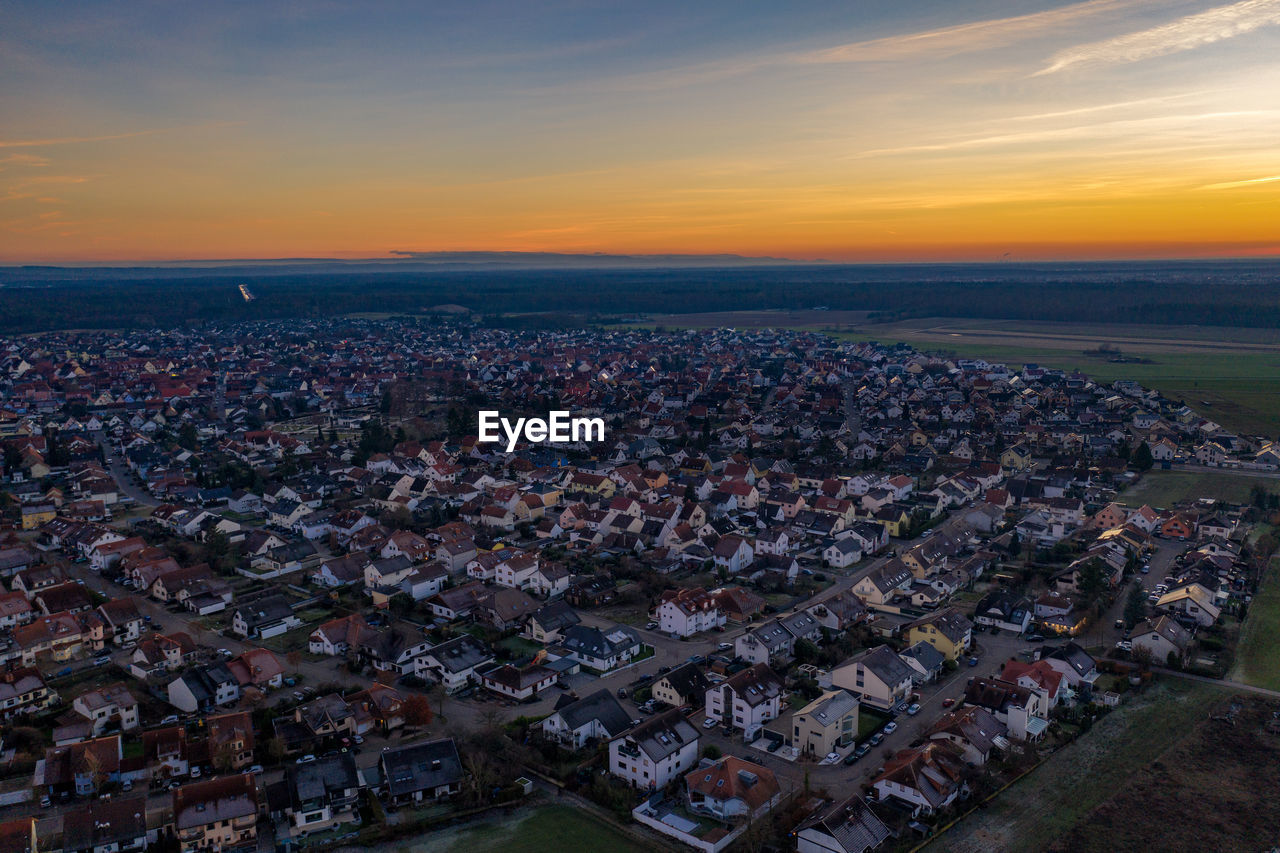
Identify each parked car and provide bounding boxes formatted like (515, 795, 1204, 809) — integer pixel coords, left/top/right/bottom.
(617, 688, 628, 698)
(906, 703, 921, 716)
(645, 621, 658, 630)
(854, 743, 872, 758)
(161, 715, 179, 725)
(1116, 640, 1134, 652)
(94, 655, 112, 666)
(250, 765, 264, 775)
(883, 721, 898, 734)
(824, 751, 840, 763)
(297, 754, 317, 764)
(1025, 634, 1046, 643)
(717, 642, 733, 652)
(942, 697, 956, 708)
(869, 733, 884, 746)
(702, 717, 718, 729)
(843, 750, 861, 765)
(968, 657, 979, 667)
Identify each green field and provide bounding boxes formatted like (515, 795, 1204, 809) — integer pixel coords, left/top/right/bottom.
(934, 680, 1225, 853)
(1232, 557, 1280, 691)
(397, 804, 656, 853)
(1118, 470, 1279, 509)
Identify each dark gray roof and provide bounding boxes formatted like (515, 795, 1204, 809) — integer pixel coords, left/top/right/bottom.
(380, 737, 464, 798)
(659, 662, 710, 702)
(530, 600, 581, 632)
(804, 793, 892, 853)
(853, 645, 913, 688)
(287, 752, 359, 807)
(552, 689, 632, 736)
(426, 634, 493, 674)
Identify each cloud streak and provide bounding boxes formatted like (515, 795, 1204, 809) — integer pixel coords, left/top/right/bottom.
(1036, 0, 1280, 75)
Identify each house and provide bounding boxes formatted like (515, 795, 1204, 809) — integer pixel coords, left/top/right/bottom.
(806, 589, 869, 632)
(556, 624, 642, 672)
(899, 640, 946, 684)
(540, 689, 633, 748)
(831, 646, 914, 712)
(712, 534, 754, 574)
(872, 742, 967, 816)
(1039, 642, 1099, 690)
(685, 756, 781, 820)
(308, 614, 370, 657)
(652, 661, 711, 710)
(1001, 658, 1066, 708)
(926, 706, 1009, 765)
(851, 560, 913, 607)
(72, 683, 139, 735)
(1155, 584, 1221, 627)
(379, 738, 465, 804)
(609, 708, 701, 790)
(173, 773, 259, 853)
(312, 553, 370, 588)
(418, 635, 494, 694)
(1130, 615, 1192, 665)
(704, 663, 783, 738)
(226, 648, 285, 690)
(62, 795, 149, 853)
(479, 663, 559, 700)
(267, 752, 361, 842)
(973, 591, 1033, 634)
(41, 735, 122, 798)
(735, 621, 795, 665)
(208, 711, 256, 770)
(231, 595, 301, 639)
(823, 537, 863, 569)
(962, 676, 1049, 741)
(524, 600, 581, 643)
(904, 608, 973, 661)
(0, 667, 57, 719)
(796, 794, 892, 853)
(167, 664, 241, 713)
(792, 689, 859, 757)
(657, 587, 726, 637)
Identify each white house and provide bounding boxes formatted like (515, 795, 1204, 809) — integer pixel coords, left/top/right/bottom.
(608, 709, 700, 790)
(704, 663, 783, 739)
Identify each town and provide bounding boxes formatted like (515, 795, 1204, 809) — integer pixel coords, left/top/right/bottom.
(0, 318, 1276, 853)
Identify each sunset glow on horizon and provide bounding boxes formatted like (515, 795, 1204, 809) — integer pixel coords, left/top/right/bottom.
(3, 0, 1280, 263)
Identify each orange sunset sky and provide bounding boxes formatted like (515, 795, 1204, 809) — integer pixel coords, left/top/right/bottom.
(3, 0, 1280, 263)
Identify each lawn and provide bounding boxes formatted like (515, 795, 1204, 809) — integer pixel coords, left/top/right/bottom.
(1117, 470, 1278, 509)
(1231, 557, 1280, 691)
(397, 803, 656, 853)
(934, 679, 1225, 853)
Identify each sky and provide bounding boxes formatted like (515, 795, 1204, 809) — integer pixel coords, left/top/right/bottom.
(2, 0, 1279, 263)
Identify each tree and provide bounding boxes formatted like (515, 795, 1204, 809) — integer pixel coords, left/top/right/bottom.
(1123, 583, 1147, 628)
(286, 650, 302, 674)
(403, 694, 434, 727)
(1132, 441, 1154, 472)
(1078, 559, 1107, 605)
(1008, 531, 1022, 558)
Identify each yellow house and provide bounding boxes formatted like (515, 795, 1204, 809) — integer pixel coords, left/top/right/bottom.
(904, 609, 972, 661)
(999, 445, 1032, 473)
(20, 504, 57, 531)
(873, 506, 910, 538)
(792, 690, 859, 757)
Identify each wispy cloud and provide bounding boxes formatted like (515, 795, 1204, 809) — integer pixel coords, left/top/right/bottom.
(1036, 0, 1280, 75)
(0, 122, 243, 149)
(796, 0, 1135, 65)
(1200, 174, 1280, 189)
(0, 130, 160, 149)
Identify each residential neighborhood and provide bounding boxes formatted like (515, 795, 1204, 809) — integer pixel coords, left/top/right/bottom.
(0, 319, 1276, 852)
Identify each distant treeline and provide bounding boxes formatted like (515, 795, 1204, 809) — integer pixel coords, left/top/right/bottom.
(2, 260, 1280, 333)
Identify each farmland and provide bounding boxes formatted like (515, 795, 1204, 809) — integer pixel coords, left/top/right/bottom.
(1232, 557, 1280, 692)
(1117, 470, 1280, 509)
(385, 803, 656, 853)
(934, 680, 1229, 853)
